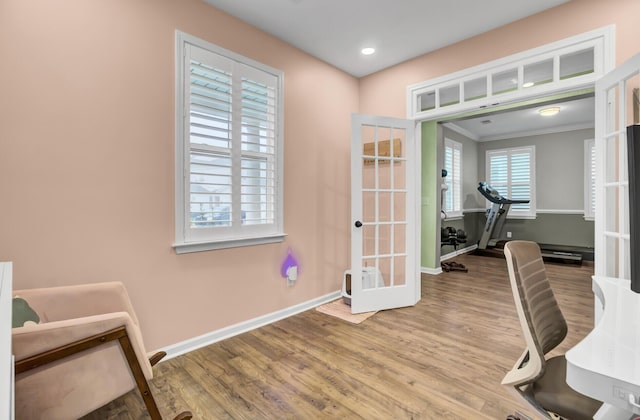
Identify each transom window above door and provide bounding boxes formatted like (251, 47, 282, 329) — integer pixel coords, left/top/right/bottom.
(408, 26, 613, 120)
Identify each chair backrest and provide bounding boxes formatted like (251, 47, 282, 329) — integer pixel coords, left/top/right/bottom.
(503, 241, 568, 385)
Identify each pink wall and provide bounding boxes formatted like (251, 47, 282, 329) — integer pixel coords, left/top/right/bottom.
(0, 0, 358, 350)
(359, 0, 640, 118)
(3, 0, 639, 352)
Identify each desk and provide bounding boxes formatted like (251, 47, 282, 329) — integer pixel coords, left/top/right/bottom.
(0, 263, 13, 420)
(566, 276, 640, 418)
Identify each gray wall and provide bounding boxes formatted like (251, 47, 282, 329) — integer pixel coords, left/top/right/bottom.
(439, 126, 595, 252)
(477, 128, 593, 211)
(441, 127, 482, 251)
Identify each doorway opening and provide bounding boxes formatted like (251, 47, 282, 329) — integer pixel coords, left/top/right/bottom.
(438, 94, 595, 266)
(420, 90, 597, 272)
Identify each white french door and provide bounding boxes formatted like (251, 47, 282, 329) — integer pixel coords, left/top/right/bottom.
(594, 51, 640, 288)
(350, 114, 420, 314)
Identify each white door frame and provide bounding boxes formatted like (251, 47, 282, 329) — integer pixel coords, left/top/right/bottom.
(409, 26, 615, 273)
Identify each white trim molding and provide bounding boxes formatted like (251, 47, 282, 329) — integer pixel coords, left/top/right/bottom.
(536, 209, 585, 215)
(442, 123, 480, 141)
(421, 266, 443, 275)
(441, 244, 478, 261)
(407, 25, 615, 121)
(478, 122, 595, 143)
(160, 291, 341, 360)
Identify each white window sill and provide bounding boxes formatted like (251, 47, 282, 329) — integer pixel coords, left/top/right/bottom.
(173, 233, 287, 254)
(444, 215, 463, 221)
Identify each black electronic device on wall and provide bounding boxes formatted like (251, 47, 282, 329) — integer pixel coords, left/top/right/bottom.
(627, 124, 640, 293)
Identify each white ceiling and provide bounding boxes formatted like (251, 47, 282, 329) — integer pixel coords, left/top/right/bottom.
(204, 0, 588, 139)
(204, 0, 569, 77)
(445, 95, 594, 141)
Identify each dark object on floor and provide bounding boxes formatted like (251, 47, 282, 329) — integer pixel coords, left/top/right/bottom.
(441, 226, 467, 251)
(441, 261, 468, 272)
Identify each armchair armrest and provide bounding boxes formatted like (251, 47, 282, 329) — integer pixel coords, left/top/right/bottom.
(12, 311, 152, 379)
(13, 281, 140, 325)
(501, 349, 542, 387)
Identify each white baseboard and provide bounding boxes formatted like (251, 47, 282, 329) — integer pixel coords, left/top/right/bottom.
(421, 266, 443, 275)
(160, 290, 342, 360)
(441, 244, 478, 261)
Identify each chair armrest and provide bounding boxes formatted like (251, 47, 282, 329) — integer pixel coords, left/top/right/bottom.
(13, 282, 140, 325)
(12, 311, 153, 379)
(501, 349, 542, 387)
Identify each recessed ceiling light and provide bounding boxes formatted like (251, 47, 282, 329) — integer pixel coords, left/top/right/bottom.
(539, 106, 561, 116)
(523, 82, 535, 88)
(361, 47, 376, 56)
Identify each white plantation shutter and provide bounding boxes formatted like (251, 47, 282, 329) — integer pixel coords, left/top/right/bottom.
(188, 53, 233, 228)
(444, 139, 462, 217)
(510, 151, 531, 210)
(175, 32, 284, 252)
(240, 70, 277, 226)
(486, 146, 535, 217)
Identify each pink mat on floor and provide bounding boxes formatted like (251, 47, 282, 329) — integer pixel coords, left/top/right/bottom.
(315, 299, 378, 324)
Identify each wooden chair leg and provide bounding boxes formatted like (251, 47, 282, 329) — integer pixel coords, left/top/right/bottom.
(118, 331, 164, 419)
(174, 411, 193, 420)
(149, 351, 167, 367)
(117, 333, 192, 420)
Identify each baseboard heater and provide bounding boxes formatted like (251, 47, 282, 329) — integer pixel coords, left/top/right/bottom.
(540, 250, 583, 262)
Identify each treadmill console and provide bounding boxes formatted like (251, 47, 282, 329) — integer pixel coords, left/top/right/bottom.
(477, 182, 530, 205)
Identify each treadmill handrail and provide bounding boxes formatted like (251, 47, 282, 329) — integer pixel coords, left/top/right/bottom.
(477, 182, 530, 205)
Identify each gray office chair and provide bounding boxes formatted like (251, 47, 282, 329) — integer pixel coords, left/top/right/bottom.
(502, 241, 601, 420)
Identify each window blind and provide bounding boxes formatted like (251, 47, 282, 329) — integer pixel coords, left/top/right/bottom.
(189, 60, 233, 227)
(444, 139, 462, 216)
(176, 33, 284, 250)
(487, 146, 535, 216)
(240, 77, 276, 226)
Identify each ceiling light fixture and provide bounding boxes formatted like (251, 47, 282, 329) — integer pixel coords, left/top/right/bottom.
(539, 106, 561, 117)
(523, 82, 535, 88)
(361, 47, 376, 56)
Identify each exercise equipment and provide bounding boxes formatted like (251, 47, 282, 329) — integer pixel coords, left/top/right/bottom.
(441, 227, 467, 250)
(476, 182, 585, 264)
(477, 182, 529, 250)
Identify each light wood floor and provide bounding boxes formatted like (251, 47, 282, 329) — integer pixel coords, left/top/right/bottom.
(82, 253, 595, 419)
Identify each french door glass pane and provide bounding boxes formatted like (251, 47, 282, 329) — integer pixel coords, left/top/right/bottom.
(464, 77, 487, 101)
(524, 58, 553, 87)
(439, 84, 460, 107)
(492, 68, 518, 95)
(560, 48, 594, 80)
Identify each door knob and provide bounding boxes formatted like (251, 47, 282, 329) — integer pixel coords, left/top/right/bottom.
(355, 221, 363, 228)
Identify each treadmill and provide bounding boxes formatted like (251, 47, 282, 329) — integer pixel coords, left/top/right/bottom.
(476, 182, 583, 264)
(477, 182, 529, 249)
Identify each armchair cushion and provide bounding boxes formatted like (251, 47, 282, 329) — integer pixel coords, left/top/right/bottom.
(12, 297, 40, 328)
(12, 282, 154, 418)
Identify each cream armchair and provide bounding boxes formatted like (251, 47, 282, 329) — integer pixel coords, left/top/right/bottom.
(12, 281, 191, 420)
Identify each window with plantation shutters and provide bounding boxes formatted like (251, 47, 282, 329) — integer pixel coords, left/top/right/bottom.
(175, 32, 284, 253)
(486, 146, 536, 218)
(584, 139, 596, 221)
(443, 139, 462, 218)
